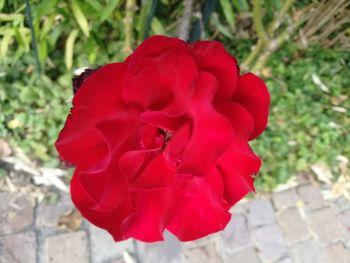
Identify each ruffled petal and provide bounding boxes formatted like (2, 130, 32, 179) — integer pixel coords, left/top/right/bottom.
(215, 102, 254, 140)
(167, 173, 231, 241)
(218, 139, 261, 205)
(121, 184, 184, 242)
(164, 123, 191, 168)
(125, 35, 187, 62)
(232, 73, 270, 140)
(56, 63, 128, 164)
(131, 153, 176, 189)
(140, 111, 187, 132)
(178, 72, 233, 177)
(72, 63, 127, 113)
(95, 111, 141, 155)
(190, 41, 238, 100)
(56, 111, 103, 164)
(122, 48, 198, 116)
(71, 169, 133, 241)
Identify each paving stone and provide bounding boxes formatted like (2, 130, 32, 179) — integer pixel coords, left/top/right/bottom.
(291, 239, 326, 263)
(106, 258, 127, 263)
(309, 207, 344, 244)
(247, 199, 276, 227)
(272, 188, 298, 211)
(36, 193, 74, 229)
(43, 231, 89, 263)
(278, 258, 292, 263)
(330, 196, 350, 213)
(252, 224, 287, 262)
(220, 214, 252, 254)
(89, 223, 134, 263)
(337, 210, 350, 239)
(182, 242, 221, 263)
(277, 207, 310, 245)
(229, 202, 246, 214)
(297, 184, 324, 211)
(325, 243, 350, 263)
(136, 231, 182, 263)
(0, 192, 34, 235)
(0, 231, 37, 263)
(181, 231, 220, 250)
(229, 247, 261, 263)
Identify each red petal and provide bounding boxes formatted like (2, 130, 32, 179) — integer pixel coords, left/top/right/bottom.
(218, 139, 261, 205)
(121, 184, 184, 242)
(167, 173, 231, 241)
(71, 169, 133, 241)
(140, 111, 187, 132)
(178, 72, 233, 177)
(131, 153, 176, 189)
(126, 35, 187, 62)
(232, 73, 270, 140)
(215, 102, 254, 140)
(79, 163, 128, 211)
(95, 112, 140, 155)
(56, 63, 127, 164)
(122, 48, 198, 116)
(164, 123, 191, 168)
(56, 111, 103, 164)
(190, 41, 238, 100)
(119, 150, 153, 182)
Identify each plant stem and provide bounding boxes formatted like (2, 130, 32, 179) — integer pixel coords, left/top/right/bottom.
(252, 0, 268, 43)
(241, 40, 262, 70)
(123, 0, 136, 54)
(25, 0, 41, 74)
(144, 0, 158, 40)
(177, 0, 194, 41)
(138, 0, 152, 43)
(268, 0, 294, 35)
(189, 0, 218, 42)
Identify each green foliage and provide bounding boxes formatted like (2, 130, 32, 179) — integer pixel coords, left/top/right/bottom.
(252, 44, 350, 191)
(0, 58, 72, 161)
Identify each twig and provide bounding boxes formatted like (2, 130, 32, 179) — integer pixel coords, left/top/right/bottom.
(123, 0, 136, 54)
(268, 0, 294, 35)
(24, 0, 41, 73)
(177, 0, 194, 41)
(252, 0, 268, 42)
(189, 0, 218, 42)
(144, 0, 158, 40)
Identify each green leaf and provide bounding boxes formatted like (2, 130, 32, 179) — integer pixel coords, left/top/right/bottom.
(0, 30, 12, 57)
(99, 0, 121, 23)
(86, 0, 103, 11)
(138, 0, 153, 42)
(65, 29, 79, 70)
(0, 0, 5, 11)
(220, 0, 235, 31)
(35, 0, 58, 18)
(210, 13, 233, 39)
(70, 0, 90, 37)
(39, 39, 47, 65)
(233, 0, 249, 11)
(0, 13, 23, 22)
(151, 17, 166, 35)
(39, 15, 55, 41)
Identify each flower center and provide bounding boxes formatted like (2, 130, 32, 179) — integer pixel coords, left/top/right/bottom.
(158, 128, 173, 148)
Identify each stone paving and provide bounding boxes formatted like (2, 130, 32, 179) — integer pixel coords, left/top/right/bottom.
(1, 178, 350, 263)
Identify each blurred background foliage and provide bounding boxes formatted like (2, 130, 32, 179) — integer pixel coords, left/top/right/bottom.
(0, 0, 349, 191)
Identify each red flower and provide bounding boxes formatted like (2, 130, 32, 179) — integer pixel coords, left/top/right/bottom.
(56, 36, 270, 242)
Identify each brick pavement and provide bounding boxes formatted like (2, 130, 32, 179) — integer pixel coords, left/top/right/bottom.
(1, 179, 349, 263)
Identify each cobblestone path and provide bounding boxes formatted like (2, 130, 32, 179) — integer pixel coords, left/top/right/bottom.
(1, 177, 349, 263)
